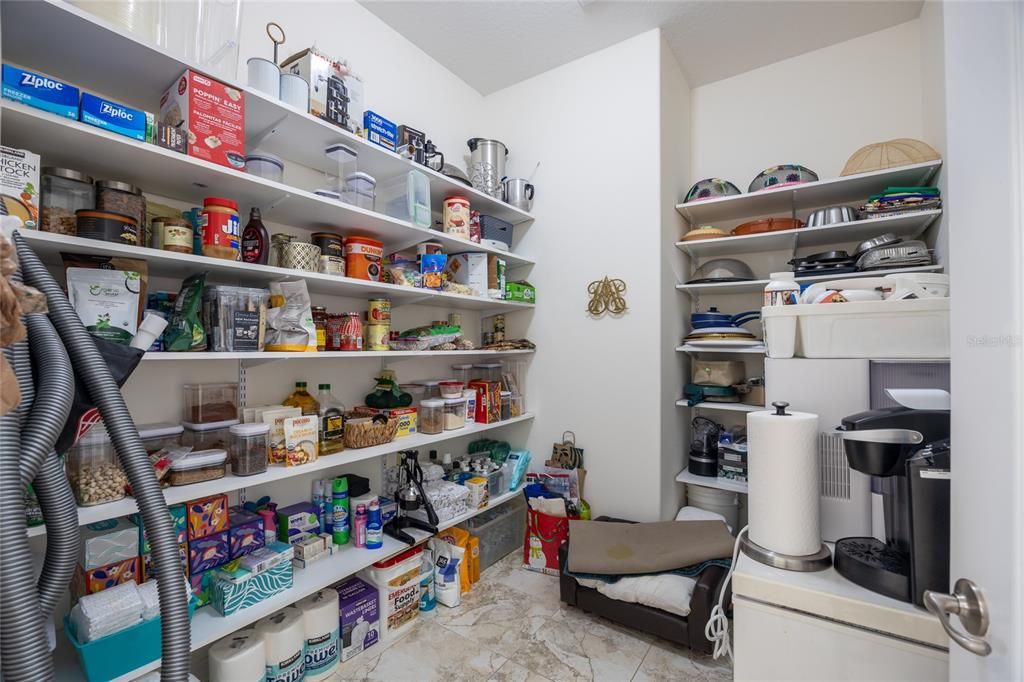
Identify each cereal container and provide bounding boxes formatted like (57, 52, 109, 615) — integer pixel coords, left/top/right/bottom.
(442, 195, 470, 239)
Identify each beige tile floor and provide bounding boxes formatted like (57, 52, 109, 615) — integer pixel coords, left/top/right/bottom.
(328, 550, 733, 682)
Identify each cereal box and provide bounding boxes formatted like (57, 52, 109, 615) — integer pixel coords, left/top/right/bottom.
(159, 69, 244, 169)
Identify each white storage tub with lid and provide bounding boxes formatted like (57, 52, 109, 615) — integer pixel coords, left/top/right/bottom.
(167, 448, 228, 486)
(762, 298, 950, 359)
(137, 422, 184, 454)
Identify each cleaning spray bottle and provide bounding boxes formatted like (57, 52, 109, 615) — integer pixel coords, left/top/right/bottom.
(365, 500, 383, 549)
(332, 477, 350, 545)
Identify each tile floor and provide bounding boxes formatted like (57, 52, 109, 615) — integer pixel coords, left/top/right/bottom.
(328, 550, 733, 682)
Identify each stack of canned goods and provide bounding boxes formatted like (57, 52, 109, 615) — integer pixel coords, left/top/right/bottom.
(365, 298, 391, 351)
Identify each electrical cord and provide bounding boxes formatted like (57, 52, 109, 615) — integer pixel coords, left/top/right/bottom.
(704, 524, 749, 662)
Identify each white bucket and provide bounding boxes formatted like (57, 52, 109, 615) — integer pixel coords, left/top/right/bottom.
(357, 546, 422, 642)
(686, 484, 739, 532)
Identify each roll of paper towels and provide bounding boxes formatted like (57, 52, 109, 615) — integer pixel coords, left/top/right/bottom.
(747, 406, 821, 556)
(209, 629, 266, 682)
(255, 607, 306, 682)
(297, 589, 340, 681)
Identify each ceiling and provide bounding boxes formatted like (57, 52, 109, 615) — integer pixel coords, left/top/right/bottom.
(359, 0, 923, 94)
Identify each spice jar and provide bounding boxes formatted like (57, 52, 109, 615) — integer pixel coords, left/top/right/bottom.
(66, 423, 128, 506)
(443, 195, 471, 240)
(160, 217, 193, 253)
(312, 306, 328, 351)
(201, 197, 240, 260)
(40, 167, 94, 235)
(419, 398, 444, 435)
(168, 449, 228, 486)
(229, 422, 270, 476)
(95, 180, 146, 244)
(443, 398, 467, 430)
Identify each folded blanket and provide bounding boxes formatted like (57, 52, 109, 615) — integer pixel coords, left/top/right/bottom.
(567, 519, 734, 575)
(567, 558, 732, 585)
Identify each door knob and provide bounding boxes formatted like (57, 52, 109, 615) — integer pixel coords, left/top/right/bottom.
(924, 578, 992, 656)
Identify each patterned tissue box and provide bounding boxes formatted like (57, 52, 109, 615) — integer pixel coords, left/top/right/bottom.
(228, 507, 265, 559)
(190, 569, 214, 607)
(142, 543, 189, 581)
(73, 556, 140, 600)
(188, 494, 229, 541)
(211, 560, 294, 616)
(133, 504, 188, 554)
(189, 530, 230, 574)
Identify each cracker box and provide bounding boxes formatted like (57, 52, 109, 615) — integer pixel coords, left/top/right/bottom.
(229, 507, 266, 559)
(189, 530, 230, 574)
(336, 577, 379, 661)
(80, 518, 139, 571)
(0, 145, 40, 229)
(2, 64, 78, 119)
(211, 560, 293, 616)
(262, 407, 302, 465)
(159, 69, 244, 169)
(142, 543, 189, 582)
(444, 254, 488, 297)
(73, 556, 140, 600)
(79, 92, 153, 141)
(468, 381, 501, 424)
(188, 493, 229, 540)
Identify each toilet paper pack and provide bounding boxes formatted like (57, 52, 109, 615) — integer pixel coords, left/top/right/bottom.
(336, 577, 379, 661)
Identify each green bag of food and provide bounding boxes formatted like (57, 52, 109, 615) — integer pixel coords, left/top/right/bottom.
(164, 272, 207, 351)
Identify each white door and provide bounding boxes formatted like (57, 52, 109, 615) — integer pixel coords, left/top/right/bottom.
(943, 1, 1024, 679)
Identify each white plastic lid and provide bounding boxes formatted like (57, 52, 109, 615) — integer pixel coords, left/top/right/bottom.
(451, 364, 473, 370)
(170, 448, 228, 471)
(500, 391, 512, 397)
(345, 171, 376, 185)
(474, 363, 502, 369)
(245, 152, 284, 169)
(182, 419, 240, 432)
(444, 397, 466, 405)
(768, 272, 796, 281)
(138, 423, 184, 440)
(230, 422, 270, 436)
(422, 380, 441, 386)
(314, 189, 341, 199)
(324, 143, 358, 161)
(421, 398, 445, 408)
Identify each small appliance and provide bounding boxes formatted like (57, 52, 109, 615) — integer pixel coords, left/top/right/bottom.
(502, 177, 535, 212)
(384, 450, 439, 545)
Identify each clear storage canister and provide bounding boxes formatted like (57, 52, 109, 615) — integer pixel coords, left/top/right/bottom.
(473, 363, 503, 383)
(40, 167, 94, 235)
(183, 383, 239, 423)
(137, 422, 184, 454)
(500, 391, 512, 420)
(230, 422, 270, 476)
(419, 398, 444, 435)
(451, 364, 473, 385)
(95, 180, 146, 245)
(168, 449, 228, 486)
(182, 419, 239, 451)
(66, 423, 128, 506)
(421, 380, 442, 400)
(443, 398, 467, 431)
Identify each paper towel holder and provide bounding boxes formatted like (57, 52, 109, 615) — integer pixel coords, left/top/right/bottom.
(740, 536, 832, 572)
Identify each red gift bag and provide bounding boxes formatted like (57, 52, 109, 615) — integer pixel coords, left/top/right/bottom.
(523, 507, 570, 575)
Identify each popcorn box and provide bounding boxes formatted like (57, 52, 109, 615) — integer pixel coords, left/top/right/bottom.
(80, 518, 139, 571)
(159, 69, 244, 169)
(229, 507, 266, 559)
(73, 556, 139, 600)
(189, 530, 230, 574)
(188, 494, 229, 540)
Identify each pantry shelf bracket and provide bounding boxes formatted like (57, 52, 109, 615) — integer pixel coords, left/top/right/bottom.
(240, 357, 280, 369)
(388, 235, 435, 253)
(247, 113, 289, 148)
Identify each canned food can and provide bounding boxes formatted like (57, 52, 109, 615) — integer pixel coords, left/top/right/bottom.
(493, 314, 505, 333)
(448, 312, 462, 328)
(367, 298, 391, 323)
(365, 324, 390, 351)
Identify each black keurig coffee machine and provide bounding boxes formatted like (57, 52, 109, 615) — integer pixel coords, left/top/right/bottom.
(836, 389, 951, 606)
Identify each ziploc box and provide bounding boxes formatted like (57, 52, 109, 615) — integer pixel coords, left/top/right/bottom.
(188, 493, 229, 540)
(363, 110, 397, 151)
(444, 254, 488, 297)
(159, 69, 244, 170)
(80, 519, 139, 570)
(336, 577, 379, 661)
(132, 504, 188, 554)
(189, 529, 230, 574)
(211, 559, 293, 617)
(229, 506, 266, 559)
(80, 92, 153, 141)
(277, 501, 320, 544)
(2, 64, 79, 119)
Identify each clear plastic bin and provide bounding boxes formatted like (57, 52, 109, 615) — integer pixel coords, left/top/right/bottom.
(451, 364, 473, 385)
(66, 423, 128, 506)
(443, 398, 466, 431)
(183, 383, 239, 423)
(458, 494, 526, 572)
(378, 170, 431, 227)
(182, 419, 239, 451)
(168, 448, 227, 486)
(472, 363, 502, 383)
(137, 423, 184, 454)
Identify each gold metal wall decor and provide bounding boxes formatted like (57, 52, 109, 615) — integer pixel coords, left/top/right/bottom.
(587, 276, 627, 316)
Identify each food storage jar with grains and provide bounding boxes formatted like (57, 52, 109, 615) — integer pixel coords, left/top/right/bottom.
(183, 383, 239, 423)
(510, 395, 525, 418)
(75, 210, 138, 245)
(229, 422, 270, 476)
(421, 380, 442, 400)
(40, 167, 94, 235)
(443, 398, 466, 430)
(201, 196, 240, 260)
(67, 423, 128, 506)
(168, 448, 228, 486)
(182, 419, 239, 451)
(451, 364, 473, 385)
(137, 422, 184, 455)
(500, 391, 512, 420)
(473, 363, 502, 383)
(95, 180, 146, 244)
(419, 398, 444, 435)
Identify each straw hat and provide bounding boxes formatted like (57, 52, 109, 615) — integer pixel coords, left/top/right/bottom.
(681, 225, 729, 242)
(841, 138, 941, 176)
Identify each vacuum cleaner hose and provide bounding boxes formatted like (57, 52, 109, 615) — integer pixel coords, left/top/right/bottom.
(14, 233, 191, 681)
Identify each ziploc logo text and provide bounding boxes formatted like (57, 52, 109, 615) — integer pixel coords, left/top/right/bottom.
(80, 92, 148, 141)
(2, 64, 79, 119)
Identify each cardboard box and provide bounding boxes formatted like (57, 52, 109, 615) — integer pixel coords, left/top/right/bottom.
(465, 477, 489, 510)
(187, 493, 229, 540)
(0, 145, 40, 229)
(155, 121, 187, 154)
(276, 502, 321, 544)
(211, 560, 293, 616)
(74, 556, 140, 600)
(2, 64, 78, 119)
(281, 47, 363, 133)
(505, 280, 536, 304)
(262, 407, 302, 465)
(132, 504, 188, 554)
(487, 255, 507, 296)
(444, 253, 488, 297)
(363, 110, 397, 151)
(79, 92, 152, 141)
(80, 519, 139, 571)
(228, 507, 265, 559)
(141, 543, 189, 582)
(358, 406, 417, 438)
(189, 530, 230, 574)
(468, 381, 501, 424)
(159, 69, 244, 169)
(336, 577, 380, 661)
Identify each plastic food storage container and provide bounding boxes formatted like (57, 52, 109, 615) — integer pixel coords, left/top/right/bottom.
(458, 494, 526, 572)
(183, 383, 239, 423)
(137, 423, 184, 454)
(443, 398, 466, 430)
(419, 398, 444, 435)
(201, 286, 270, 352)
(245, 151, 284, 182)
(510, 395, 525, 418)
(473, 363, 503, 383)
(400, 383, 425, 403)
(168, 448, 228, 486)
(500, 391, 512, 420)
(182, 419, 239, 451)
(229, 422, 270, 476)
(439, 381, 464, 398)
(378, 170, 431, 227)
(341, 189, 375, 211)
(95, 180, 146, 245)
(421, 381, 442, 400)
(451, 364, 473, 385)
(66, 423, 129, 506)
(324, 143, 358, 193)
(40, 167, 94, 235)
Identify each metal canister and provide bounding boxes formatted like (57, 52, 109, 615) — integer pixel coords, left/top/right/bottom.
(367, 298, 391, 324)
(312, 231, 345, 275)
(448, 312, 462, 329)
(365, 324, 390, 351)
(467, 138, 508, 199)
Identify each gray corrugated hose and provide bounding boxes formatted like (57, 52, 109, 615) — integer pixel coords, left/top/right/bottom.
(12, 232, 191, 680)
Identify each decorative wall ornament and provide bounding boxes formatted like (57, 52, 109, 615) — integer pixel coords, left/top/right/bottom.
(586, 276, 627, 316)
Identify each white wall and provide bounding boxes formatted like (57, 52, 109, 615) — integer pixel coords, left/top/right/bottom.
(690, 19, 925, 188)
(481, 30, 667, 521)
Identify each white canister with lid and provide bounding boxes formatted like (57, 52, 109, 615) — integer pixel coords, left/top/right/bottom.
(247, 58, 281, 98)
(279, 72, 310, 112)
(763, 272, 799, 307)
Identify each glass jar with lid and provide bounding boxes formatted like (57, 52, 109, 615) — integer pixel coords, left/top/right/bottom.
(159, 217, 194, 254)
(95, 180, 146, 245)
(40, 167, 94, 235)
(312, 306, 328, 351)
(66, 423, 129, 506)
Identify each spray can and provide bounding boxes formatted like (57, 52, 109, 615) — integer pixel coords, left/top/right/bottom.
(332, 477, 349, 545)
(312, 479, 327, 534)
(365, 500, 383, 549)
(353, 504, 367, 548)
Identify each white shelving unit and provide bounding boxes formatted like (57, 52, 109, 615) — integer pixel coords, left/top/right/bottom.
(675, 468, 748, 494)
(675, 400, 764, 413)
(676, 264, 944, 296)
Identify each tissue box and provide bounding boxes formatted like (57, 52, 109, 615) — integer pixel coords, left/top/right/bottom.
(444, 254, 489, 297)
(79, 92, 153, 141)
(133, 505, 188, 554)
(505, 280, 536, 304)
(2, 64, 79, 119)
(228, 507, 266, 559)
(276, 502, 320, 544)
(337, 577, 379, 661)
(363, 110, 397, 151)
(159, 69, 244, 169)
(468, 381, 501, 424)
(211, 560, 293, 616)
(141, 543, 189, 581)
(189, 530, 230, 574)
(188, 494, 229, 540)
(73, 556, 140, 599)
(190, 570, 214, 607)
(80, 519, 139, 571)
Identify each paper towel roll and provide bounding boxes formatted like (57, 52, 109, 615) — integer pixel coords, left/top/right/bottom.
(209, 629, 266, 682)
(255, 607, 306, 682)
(297, 589, 340, 681)
(747, 407, 821, 556)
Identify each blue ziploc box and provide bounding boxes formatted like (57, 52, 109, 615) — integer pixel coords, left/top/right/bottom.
(2, 64, 79, 119)
(363, 110, 397, 151)
(80, 92, 153, 141)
